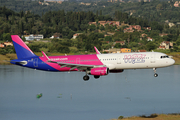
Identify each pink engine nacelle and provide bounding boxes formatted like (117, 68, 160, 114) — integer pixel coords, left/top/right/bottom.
(90, 67, 109, 76)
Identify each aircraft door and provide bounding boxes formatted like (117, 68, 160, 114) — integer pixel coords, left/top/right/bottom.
(117, 57, 121, 64)
(33, 58, 38, 67)
(76, 58, 80, 64)
(150, 54, 155, 63)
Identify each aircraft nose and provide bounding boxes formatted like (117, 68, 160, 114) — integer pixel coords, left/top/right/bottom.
(169, 59, 175, 65)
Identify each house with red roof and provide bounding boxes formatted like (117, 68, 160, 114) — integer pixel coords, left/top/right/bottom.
(115, 41, 125, 46)
(159, 41, 173, 49)
(0, 43, 5, 48)
(124, 25, 141, 33)
(138, 50, 146, 52)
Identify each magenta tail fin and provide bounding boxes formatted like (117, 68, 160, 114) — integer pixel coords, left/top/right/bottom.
(11, 35, 37, 59)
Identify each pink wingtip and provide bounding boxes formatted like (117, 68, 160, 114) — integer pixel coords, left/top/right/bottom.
(94, 46, 101, 54)
(41, 51, 49, 60)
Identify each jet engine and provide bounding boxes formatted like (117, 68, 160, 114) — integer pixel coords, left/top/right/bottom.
(109, 69, 124, 73)
(90, 67, 109, 76)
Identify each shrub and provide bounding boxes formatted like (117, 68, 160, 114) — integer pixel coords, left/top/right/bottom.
(118, 116, 124, 119)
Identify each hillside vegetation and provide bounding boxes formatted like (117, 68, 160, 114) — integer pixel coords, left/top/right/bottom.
(1, 1, 180, 58)
(1, 0, 180, 24)
(1, 6, 180, 54)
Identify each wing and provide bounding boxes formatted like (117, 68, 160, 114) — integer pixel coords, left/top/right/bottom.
(42, 51, 105, 71)
(49, 60, 105, 71)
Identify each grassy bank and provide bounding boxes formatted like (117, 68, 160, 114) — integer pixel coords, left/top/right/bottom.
(112, 114, 180, 120)
(167, 52, 180, 65)
(0, 54, 17, 65)
(1, 52, 180, 65)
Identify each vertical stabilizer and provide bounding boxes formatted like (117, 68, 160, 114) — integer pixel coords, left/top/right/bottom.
(11, 35, 37, 59)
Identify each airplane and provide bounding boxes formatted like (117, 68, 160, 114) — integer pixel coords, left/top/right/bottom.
(10, 35, 175, 81)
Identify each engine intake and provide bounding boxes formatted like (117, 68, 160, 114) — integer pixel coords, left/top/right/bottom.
(90, 67, 109, 76)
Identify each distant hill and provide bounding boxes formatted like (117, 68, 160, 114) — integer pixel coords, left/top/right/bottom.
(1, 0, 180, 24)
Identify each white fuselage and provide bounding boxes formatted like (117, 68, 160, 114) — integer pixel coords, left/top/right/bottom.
(97, 52, 175, 70)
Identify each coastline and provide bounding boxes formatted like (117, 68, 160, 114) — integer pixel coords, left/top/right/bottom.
(112, 114, 180, 120)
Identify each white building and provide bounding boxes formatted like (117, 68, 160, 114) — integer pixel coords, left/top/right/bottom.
(169, 22, 175, 28)
(147, 37, 153, 41)
(23, 34, 44, 41)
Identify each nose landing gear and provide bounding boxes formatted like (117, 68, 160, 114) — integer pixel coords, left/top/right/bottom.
(154, 73, 158, 77)
(153, 68, 158, 77)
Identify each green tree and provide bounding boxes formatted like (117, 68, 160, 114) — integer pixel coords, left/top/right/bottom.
(19, 20, 24, 35)
(114, 43, 121, 48)
(100, 25, 105, 31)
(146, 42, 156, 51)
(2, 33, 11, 41)
(100, 10, 102, 16)
(105, 36, 112, 41)
(176, 38, 180, 46)
(89, 24, 96, 31)
(0, 48, 7, 55)
(156, 4, 163, 10)
(21, 36, 26, 41)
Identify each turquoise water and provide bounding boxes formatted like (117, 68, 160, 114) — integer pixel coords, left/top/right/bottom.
(0, 65, 180, 120)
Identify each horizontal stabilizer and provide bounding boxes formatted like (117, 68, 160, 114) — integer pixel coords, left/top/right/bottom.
(10, 59, 27, 65)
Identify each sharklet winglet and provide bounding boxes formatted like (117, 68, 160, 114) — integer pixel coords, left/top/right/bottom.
(42, 51, 50, 61)
(94, 46, 101, 54)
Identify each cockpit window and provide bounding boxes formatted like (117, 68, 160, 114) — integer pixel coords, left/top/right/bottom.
(160, 56, 169, 58)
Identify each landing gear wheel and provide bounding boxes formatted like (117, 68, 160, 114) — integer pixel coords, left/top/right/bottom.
(153, 68, 158, 77)
(83, 75, 89, 81)
(94, 75, 100, 79)
(154, 73, 158, 77)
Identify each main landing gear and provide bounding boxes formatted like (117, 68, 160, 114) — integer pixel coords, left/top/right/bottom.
(153, 68, 158, 77)
(83, 70, 90, 81)
(83, 70, 101, 81)
(83, 75, 101, 81)
(83, 75, 89, 81)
